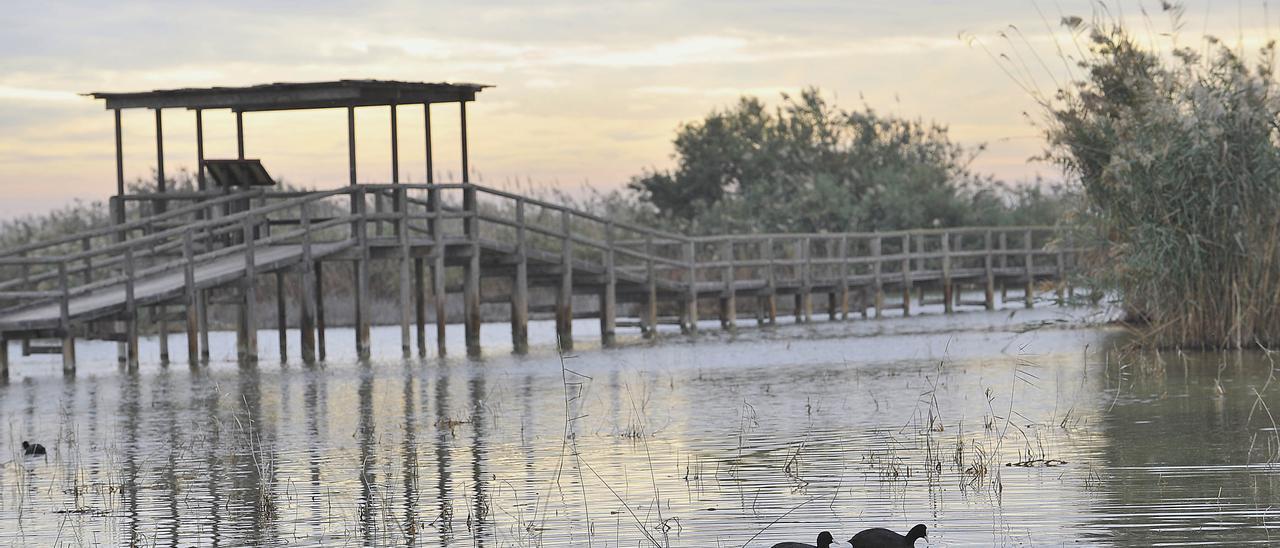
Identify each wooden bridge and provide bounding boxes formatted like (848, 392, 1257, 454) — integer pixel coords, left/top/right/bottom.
(0, 183, 1081, 374)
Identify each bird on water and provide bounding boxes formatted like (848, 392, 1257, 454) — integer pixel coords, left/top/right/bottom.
(847, 524, 927, 547)
(22, 441, 46, 456)
(772, 531, 835, 548)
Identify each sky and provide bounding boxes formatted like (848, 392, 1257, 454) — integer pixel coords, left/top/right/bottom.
(0, 0, 1272, 219)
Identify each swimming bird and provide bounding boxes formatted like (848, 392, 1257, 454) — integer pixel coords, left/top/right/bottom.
(772, 531, 834, 548)
(22, 441, 46, 456)
(848, 524, 926, 547)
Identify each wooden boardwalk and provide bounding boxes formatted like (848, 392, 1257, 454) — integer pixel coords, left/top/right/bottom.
(0, 184, 1081, 374)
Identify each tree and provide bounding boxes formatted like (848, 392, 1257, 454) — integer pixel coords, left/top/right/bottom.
(628, 88, 999, 233)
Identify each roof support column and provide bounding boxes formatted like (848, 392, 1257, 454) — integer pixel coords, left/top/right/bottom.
(154, 108, 166, 215)
(114, 109, 125, 199)
(195, 109, 205, 192)
(390, 104, 399, 184)
(424, 103, 434, 183)
(347, 106, 357, 186)
(459, 101, 469, 183)
(236, 111, 245, 160)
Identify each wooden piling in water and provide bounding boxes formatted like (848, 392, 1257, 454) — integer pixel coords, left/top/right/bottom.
(414, 258, 427, 357)
(511, 199, 530, 353)
(764, 237, 777, 325)
(242, 216, 259, 362)
(719, 239, 735, 330)
(1023, 228, 1034, 309)
(57, 262, 75, 372)
(298, 208, 316, 364)
(125, 247, 139, 368)
(984, 230, 996, 311)
(354, 189, 371, 360)
(601, 221, 617, 346)
(643, 235, 658, 338)
(942, 232, 954, 314)
(838, 234, 849, 320)
(684, 240, 698, 334)
(157, 305, 169, 365)
(183, 230, 199, 365)
(900, 234, 912, 316)
(398, 188, 412, 359)
(556, 210, 575, 348)
(0, 338, 7, 378)
(872, 235, 884, 318)
(276, 271, 287, 362)
(314, 261, 326, 361)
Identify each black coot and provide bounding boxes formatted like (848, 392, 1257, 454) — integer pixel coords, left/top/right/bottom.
(847, 524, 926, 547)
(22, 441, 46, 456)
(772, 531, 835, 548)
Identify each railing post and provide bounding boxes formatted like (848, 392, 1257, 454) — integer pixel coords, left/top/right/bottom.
(999, 231, 1009, 302)
(719, 239, 735, 330)
(511, 198, 530, 354)
(463, 185, 481, 357)
(57, 262, 75, 373)
(601, 220, 617, 346)
(797, 238, 812, 323)
(1023, 228, 1034, 308)
(942, 231, 954, 314)
(183, 228, 199, 366)
(872, 235, 884, 318)
(643, 234, 657, 338)
(1055, 231, 1066, 305)
(764, 237, 777, 325)
(838, 234, 849, 320)
(901, 234, 912, 316)
(684, 239, 699, 334)
(984, 230, 995, 310)
(556, 209, 574, 350)
(299, 204, 317, 364)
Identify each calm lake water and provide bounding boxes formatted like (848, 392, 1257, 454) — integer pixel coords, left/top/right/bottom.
(3, 304, 1280, 547)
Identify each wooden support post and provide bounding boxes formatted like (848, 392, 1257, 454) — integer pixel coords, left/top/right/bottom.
(113, 109, 127, 365)
(354, 187, 371, 360)
(838, 234, 850, 320)
(800, 237, 812, 323)
(125, 248, 139, 368)
(398, 188, 412, 358)
(511, 199, 530, 354)
(984, 230, 996, 310)
(601, 221, 617, 346)
(0, 337, 7, 379)
(158, 305, 169, 365)
(1055, 243, 1066, 305)
(684, 240, 699, 334)
(942, 231, 954, 314)
(242, 216, 259, 362)
(999, 231, 1009, 302)
(299, 206, 316, 364)
(643, 235, 658, 338)
(462, 186, 481, 357)
(427, 184, 446, 356)
(276, 271, 287, 362)
(57, 262, 75, 373)
(154, 108, 167, 212)
(765, 237, 777, 325)
(1023, 228, 1034, 309)
(183, 230, 199, 365)
(198, 290, 210, 363)
(901, 234, 912, 316)
(719, 239, 735, 330)
(314, 261, 327, 361)
(556, 210, 574, 349)
(872, 236, 884, 318)
(414, 258, 427, 357)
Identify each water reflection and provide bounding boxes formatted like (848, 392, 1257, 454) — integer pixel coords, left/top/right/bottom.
(1, 310, 1279, 546)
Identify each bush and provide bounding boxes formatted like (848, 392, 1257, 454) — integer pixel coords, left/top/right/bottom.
(1040, 16, 1280, 348)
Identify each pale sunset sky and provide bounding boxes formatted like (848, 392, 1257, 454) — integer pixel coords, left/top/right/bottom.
(0, 1, 1270, 218)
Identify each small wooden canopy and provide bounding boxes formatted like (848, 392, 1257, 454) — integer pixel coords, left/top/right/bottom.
(87, 79, 489, 112)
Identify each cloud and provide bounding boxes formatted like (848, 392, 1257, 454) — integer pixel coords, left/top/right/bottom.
(0, 85, 80, 102)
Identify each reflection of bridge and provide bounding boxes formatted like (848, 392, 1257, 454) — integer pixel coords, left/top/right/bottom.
(0, 80, 1081, 374)
(0, 182, 1079, 372)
